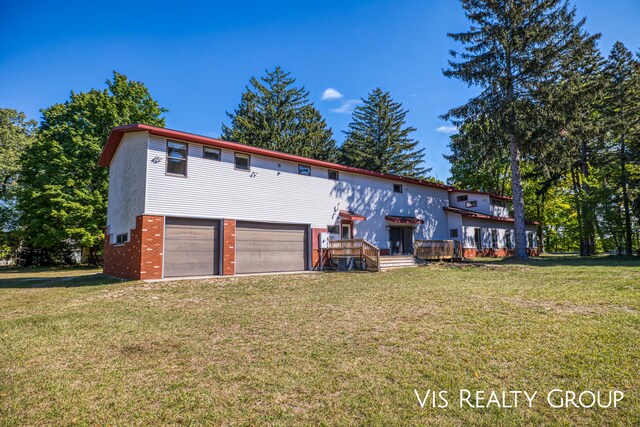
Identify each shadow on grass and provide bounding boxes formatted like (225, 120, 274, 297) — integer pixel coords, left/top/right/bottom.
(479, 254, 640, 268)
(0, 267, 126, 289)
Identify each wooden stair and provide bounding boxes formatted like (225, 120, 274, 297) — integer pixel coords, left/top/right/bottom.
(378, 255, 424, 271)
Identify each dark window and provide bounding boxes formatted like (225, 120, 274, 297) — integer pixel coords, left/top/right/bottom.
(450, 228, 459, 238)
(298, 164, 311, 176)
(527, 232, 534, 248)
(166, 141, 187, 176)
(505, 230, 513, 249)
(457, 195, 468, 202)
(327, 225, 340, 234)
(116, 233, 128, 244)
(474, 228, 482, 250)
(491, 229, 499, 249)
(328, 170, 339, 180)
(203, 147, 221, 160)
(491, 199, 506, 207)
(465, 201, 478, 208)
(393, 184, 403, 193)
(235, 153, 250, 170)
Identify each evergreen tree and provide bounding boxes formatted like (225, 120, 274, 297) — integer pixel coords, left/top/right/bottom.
(341, 88, 428, 178)
(443, 0, 596, 258)
(17, 72, 166, 264)
(222, 67, 338, 162)
(602, 42, 640, 255)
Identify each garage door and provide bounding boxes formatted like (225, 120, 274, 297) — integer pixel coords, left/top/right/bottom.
(236, 222, 308, 274)
(164, 217, 219, 277)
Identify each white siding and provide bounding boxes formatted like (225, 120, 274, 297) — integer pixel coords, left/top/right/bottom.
(144, 136, 450, 249)
(462, 217, 537, 249)
(106, 132, 148, 243)
(446, 211, 463, 241)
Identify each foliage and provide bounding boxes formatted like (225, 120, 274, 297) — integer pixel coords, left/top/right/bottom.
(341, 88, 428, 178)
(17, 72, 166, 263)
(222, 67, 338, 162)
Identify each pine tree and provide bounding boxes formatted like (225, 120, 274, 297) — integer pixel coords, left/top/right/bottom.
(602, 42, 640, 255)
(341, 88, 428, 178)
(17, 72, 166, 264)
(443, 0, 596, 259)
(222, 67, 338, 162)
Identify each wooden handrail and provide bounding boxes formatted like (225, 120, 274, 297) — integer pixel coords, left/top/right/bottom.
(414, 239, 462, 260)
(327, 239, 380, 271)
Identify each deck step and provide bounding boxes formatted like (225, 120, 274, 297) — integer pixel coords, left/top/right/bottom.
(377, 255, 424, 271)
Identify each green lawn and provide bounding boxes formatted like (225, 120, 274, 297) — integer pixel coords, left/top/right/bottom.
(1, 256, 639, 426)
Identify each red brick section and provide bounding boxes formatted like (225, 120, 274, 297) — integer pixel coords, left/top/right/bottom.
(103, 215, 164, 280)
(311, 228, 328, 270)
(462, 247, 539, 258)
(222, 219, 236, 275)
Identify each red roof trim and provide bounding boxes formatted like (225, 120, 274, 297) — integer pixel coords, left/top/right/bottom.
(444, 206, 540, 225)
(339, 210, 367, 221)
(384, 215, 425, 224)
(448, 189, 512, 202)
(98, 123, 451, 191)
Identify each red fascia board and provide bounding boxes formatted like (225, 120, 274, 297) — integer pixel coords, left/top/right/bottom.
(448, 189, 513, 202)
(339, 210, 367, 221)
(444, 206, 540, 225)
(385, 215, 425, 224)
(98, 124, 451, 191)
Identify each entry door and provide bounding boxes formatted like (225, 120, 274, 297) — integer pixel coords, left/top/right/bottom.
(164, 217, 220, 277)
(389, 227, 413, 254)
(341, 223, 352, 240)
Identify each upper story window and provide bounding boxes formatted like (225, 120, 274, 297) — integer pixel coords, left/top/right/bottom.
(393, 183, 403, 193)
(328, 170, 339, 181)
(456, 195, 468, 202)
(166, 141, 187, 176)
(115, 233, 128, 245)
(203, 147, 221, 161)
(465, 200, 478, 208)
(235, 153, 250, 171)
(491, 199, 507, 208)
(298, 164, 311, 176)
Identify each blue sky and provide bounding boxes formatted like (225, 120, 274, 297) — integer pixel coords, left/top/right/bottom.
(1, 0, 639, 181)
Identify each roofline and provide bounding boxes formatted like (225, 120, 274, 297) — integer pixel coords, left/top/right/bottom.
(98, 123, 452, 191)
(448, 188, 513, 202)
(444, 206, 540, 225)
(97, 123, 511, 200)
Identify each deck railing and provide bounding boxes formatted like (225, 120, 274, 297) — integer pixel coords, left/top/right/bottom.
(327, 239, 381, 271)
(414, 240, 463, 260)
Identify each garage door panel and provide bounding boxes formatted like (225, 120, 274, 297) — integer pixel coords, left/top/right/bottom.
(164, 218, 219, 277)
(236, 222, 308, 274)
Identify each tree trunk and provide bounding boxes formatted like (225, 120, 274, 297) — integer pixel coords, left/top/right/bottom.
(620, 139, 633, 255)
(580, 140, 596, 255)
(509, 138, 528, 259)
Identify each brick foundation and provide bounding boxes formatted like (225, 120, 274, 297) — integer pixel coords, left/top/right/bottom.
(103, 215, 164, 280)
(311, 228, 328, 270)
(222, 219, 236, 275)
(462, 247, 539, 258)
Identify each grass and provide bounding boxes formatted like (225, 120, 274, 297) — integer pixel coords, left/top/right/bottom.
(0, 255, 638, 426)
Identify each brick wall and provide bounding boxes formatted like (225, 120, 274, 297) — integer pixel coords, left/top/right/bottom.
(103, 215, 164, 280)
(310, 228, 327, 270)
(462, 247, 539, 258)
(222, 219, 236, 275)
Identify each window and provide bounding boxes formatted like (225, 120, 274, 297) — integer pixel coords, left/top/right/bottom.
(327, 225, 340, 234)
(527, 231, 535, 248)
(298, 164, 311, 176)
(491, 229, 499, 249)
(328, 170, 339, 181)
(115, 233, 128, 244)
(465, 200, 478, 208)
(450, 228, 459, 238)
(203, 147, 221, 161)
(341, 224, 351, 240)
(474, 228, 482, 250)
(166, 141, 187, 176)
(393, 183, 403, 193)
(491, 199, 507, 208)
(505, 230, 513, 249)
(457, 195, 468, 202)
(235, 153, 250, 170)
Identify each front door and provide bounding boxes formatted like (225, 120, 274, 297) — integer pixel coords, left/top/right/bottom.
(341, 223, 352, 240)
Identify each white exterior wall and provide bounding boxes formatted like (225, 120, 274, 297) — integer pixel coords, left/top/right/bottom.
(449, 191, 510, 218)
(462, 217, 537, 249)
(446, 212, 463, 241)
(105, 132, 148, 243)
(143, 135, 450, 249)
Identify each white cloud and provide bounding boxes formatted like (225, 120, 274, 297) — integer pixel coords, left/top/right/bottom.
(321, 88, 344, 101)
(330, 99, 361, 114)
(436, 125, 458, 135)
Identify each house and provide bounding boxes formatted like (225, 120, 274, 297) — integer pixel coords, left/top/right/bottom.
(98, 124, 539, 280)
